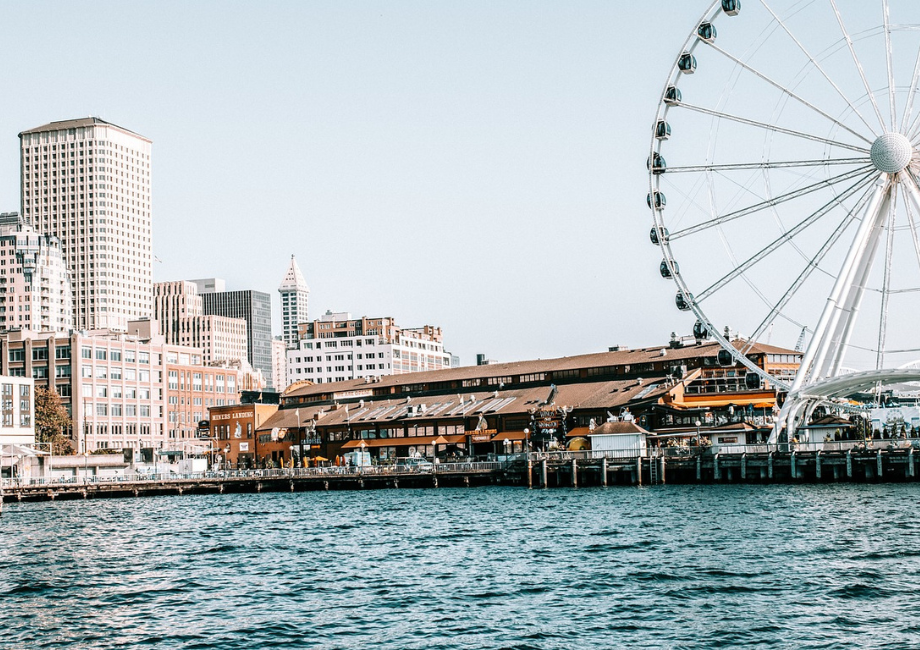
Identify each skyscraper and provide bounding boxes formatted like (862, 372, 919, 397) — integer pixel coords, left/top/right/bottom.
(193, 282, 273, 390)
(18, 117, 152, 332)
(278, 255, 309, 348)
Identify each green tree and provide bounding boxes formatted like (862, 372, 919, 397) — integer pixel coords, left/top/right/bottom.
(34, 386, 74, 455)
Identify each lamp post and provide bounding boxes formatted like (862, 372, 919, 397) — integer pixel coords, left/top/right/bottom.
(695, 419, 702, 449)
(524, 427, 530, 456)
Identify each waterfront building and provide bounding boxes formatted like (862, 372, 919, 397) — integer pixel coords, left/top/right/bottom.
(19, 118, 152, 332)
(278, 255, 309, 349)
(262, 339, 801, 461)
(152, 281, 248, 366)
(0, 212, 73, 334)
(271, 337, 287, 392)
(0, 327, 241, 452)
(192, 280, 273, 391)
(206, 402, 279, 469)
(0, 375, 34, 447)
(286, 311, 451, 386)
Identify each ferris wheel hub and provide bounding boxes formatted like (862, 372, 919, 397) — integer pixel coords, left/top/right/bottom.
(870, 132, 914, 173)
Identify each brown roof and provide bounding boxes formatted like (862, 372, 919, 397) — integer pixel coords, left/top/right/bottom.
(287, 377, 674, 427)
(19, 117, 151, 142)
(256, 404, 328, 431)
(590, 421, 650, 435)
(284, 343, 727, 401)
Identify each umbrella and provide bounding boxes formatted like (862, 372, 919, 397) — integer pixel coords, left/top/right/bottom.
(314, 456, 329, 462)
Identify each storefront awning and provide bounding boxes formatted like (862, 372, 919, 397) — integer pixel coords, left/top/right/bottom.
(672, 396, 776, 409)
(491, 431, 527, 442)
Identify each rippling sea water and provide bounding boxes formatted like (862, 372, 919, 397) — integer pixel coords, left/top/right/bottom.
(3, 484, 920, 649)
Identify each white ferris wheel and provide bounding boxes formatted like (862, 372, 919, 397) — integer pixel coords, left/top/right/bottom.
(648, 0, 920, 436)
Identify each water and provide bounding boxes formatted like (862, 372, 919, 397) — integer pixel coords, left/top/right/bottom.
(3, 484, 920, 649)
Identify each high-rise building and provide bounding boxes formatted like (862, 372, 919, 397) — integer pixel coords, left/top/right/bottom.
(0, 212, 74, 334)
(271, 337, 288, 392)
(18, 117, 153, 332)
(286, 311, 451, 385)
(152, 281, 248, 366)
(192, 282, 273, 390)
(278, 255, 309, 348)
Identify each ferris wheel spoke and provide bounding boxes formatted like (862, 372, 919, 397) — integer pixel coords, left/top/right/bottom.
(829, 0, 888, 132)
(897, 180, 920, 280)
(669, 165, 876, 241)
(739, 182, 879, 356)
(883, 0, 898, 131)
(667, 157, 871, 173)
(677, 101, 870, 153)
(900, 172, 920, 275)
(876, 189, 898, 369)
(758, 0, 880, 136)
(901, 40, 920, 134)
(695, 171, 878, 303)
(704, 41, 874, 145)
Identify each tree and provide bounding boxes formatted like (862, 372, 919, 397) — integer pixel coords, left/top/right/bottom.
(34, 386, 74, 455)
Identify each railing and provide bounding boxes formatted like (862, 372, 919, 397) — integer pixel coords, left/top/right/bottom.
(528, 449, 648, 462)
(0, 461, 505, 488)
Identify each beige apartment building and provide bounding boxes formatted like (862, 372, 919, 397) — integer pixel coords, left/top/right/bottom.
(19, 117, 152, 332)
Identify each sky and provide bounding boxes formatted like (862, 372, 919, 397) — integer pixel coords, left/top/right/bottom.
(0, 1, 714, 366)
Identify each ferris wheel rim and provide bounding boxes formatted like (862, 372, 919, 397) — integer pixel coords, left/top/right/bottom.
(647, 0, 920, 393)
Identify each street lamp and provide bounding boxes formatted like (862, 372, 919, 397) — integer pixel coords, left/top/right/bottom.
(695, 419, 702, 448)
(523, 427, 530, 455)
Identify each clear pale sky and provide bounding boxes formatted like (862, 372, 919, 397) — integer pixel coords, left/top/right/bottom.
(0, 1, 709, 365)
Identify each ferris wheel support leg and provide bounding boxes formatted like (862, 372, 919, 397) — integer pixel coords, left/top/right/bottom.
(792, 175, 890, 391)
(901, 172, 920, 230)
(826, 191, 894, 377)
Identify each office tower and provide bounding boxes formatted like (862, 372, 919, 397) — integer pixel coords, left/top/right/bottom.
(0, 212, 74, 333)
(194, 283, 273, 389)
(278, 255, 309, 348)
(152, 281, 248, 365)
(19, 117, 152, 332)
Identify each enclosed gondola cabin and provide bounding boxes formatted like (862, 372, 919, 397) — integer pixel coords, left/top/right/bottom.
(722, 0, 740, 16)
(693, 320, 709, 341)
(664, 86, 682, 106)
(655, 120, 671, 140)
(678, 52, 697, 74)
(697, 22, 717, 42)
(745, 372, 762, 389)
(647, 191, 666, 210)
(660, 259, 679, 278)
(649, 226, 670, 245)
(675, 292, 692, 311)
(717, 349, 734, 366)
(648, 152, 667, 174)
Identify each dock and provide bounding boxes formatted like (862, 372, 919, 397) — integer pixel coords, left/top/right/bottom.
(4, 444, 920, 503)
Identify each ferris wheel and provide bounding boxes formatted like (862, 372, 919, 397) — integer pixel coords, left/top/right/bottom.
(648, 0, 920, 434)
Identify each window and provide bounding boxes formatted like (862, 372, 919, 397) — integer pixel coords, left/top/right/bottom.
(81, 347, 92, 359)
(32, 348, 48, 361)
(110, 350, 121, 361)
(56, 346, 71, 359)
(96, 404, 108, 416)
(9, 349, 24, 362)
(110, 367, 122, 380)
(95, 348, 107, 360)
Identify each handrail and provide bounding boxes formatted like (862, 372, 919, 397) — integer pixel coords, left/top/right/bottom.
(0, 461, 506, 488)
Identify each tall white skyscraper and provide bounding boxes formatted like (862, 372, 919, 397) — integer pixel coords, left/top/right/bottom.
(278, 255, 309, 348)
(19, 117, 152, 332)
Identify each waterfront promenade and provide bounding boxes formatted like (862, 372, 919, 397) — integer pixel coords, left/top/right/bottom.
(5, 440, 920, 503)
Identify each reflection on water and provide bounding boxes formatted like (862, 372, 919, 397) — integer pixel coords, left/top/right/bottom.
(3, 484, 920, 649)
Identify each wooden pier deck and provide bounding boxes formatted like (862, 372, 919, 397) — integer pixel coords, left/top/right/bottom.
(4, 447, 920, 504)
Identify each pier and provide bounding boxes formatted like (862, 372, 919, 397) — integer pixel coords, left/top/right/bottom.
(5, 443, 920, 504)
